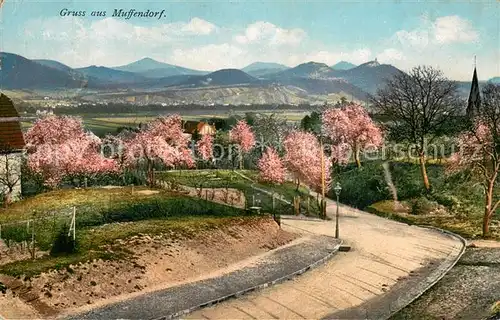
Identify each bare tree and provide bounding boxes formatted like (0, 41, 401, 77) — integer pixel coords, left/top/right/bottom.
(252, 113, 290, 153)
(370, 66, 461, 191)
(0, 148, 23, 206)
(450, 83, 500, 236)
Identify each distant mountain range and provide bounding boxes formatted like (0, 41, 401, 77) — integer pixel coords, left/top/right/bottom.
(176, 69, 259, 87)
(113, 58, 208, 78)
(241, 62, 289, 78)
(334, 60, 403, 93)
(331, 61, 357, 70)
(270, 61, 332, 79)
(77, 65, 147, 84)
(242, 62, 288, 72)
(34, 59, 74, 72)
(489, 77, 500, 84)
(2, 52, 493, 106)
(1, 53, 86, 89)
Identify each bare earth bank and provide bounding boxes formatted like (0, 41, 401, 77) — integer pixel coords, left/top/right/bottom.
(0, 216, 297, 319)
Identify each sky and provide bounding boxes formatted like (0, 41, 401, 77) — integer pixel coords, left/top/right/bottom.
(0, 0, 499, 80)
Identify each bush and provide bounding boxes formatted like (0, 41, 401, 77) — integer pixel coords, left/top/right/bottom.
(331, 162, 389, 209)
(365, 202, 414, 225)
(332, 161, 446, 210)
(491, 301, 500, 316)
(50, 225, 79, 256)
(409, 197, 440, 215)
(21, 165, 46, 197)
(430, 192, 460, 208)
(75, 196, 248, 227)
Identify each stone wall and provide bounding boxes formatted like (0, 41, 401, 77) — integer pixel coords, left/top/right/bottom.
(0, 152, 23, 202)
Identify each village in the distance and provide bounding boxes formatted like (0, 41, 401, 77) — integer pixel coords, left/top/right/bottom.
(0, 1, 499, 319)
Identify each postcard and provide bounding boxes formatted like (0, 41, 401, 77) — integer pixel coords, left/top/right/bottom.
(0, 1, 499, 319)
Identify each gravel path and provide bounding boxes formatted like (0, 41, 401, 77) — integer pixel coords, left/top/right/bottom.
(185, 198, 464, 319)
(391, 246, 500, 320)
(64, 235, 341, 320)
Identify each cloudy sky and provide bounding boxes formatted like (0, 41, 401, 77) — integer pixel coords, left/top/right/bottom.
(1, 0, 498, 80)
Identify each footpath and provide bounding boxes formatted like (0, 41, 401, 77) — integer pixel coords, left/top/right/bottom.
(185, 197, 465, 319)
(63, 235, 342, 320)
(65, 172, 465, 320)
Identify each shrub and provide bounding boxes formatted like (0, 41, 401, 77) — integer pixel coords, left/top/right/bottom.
(333, 161, 446, 210)
(21, 164, 46, 197)
(332, 162, 389, 209)
(430, 192, 460, 209)
(50, 225, 79, 256)
(94, 197, 247, 226)
(409, 197, 440, 215)
(491, 301, 500, 316)
(488, 300, 500, 320)
(365, 202, 414, 225)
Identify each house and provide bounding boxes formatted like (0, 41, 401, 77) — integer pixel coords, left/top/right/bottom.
(0, 93, 25, 203)
(182, 120, 216, 137)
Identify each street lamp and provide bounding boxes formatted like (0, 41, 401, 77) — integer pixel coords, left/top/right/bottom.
(333, 182, 342, 239)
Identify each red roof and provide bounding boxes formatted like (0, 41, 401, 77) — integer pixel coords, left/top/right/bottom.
(182, 120, 215, 134)
(0, 93, 25, 151)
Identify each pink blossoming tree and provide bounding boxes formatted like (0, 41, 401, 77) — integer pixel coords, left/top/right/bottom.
(322, 102, 383, 168)
(448, 122, 498, 236)
(257, 147, 286, 184)
(25, 116, 118, 188)
(229, 120, 255, 169)
(196, 134, 214, 162)
(448, 83, 500, 236)
(283, 131, 332, 192)
(121, 115, 195, 184)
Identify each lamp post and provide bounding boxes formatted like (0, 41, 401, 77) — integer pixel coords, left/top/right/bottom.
(333, 182, 342, 239)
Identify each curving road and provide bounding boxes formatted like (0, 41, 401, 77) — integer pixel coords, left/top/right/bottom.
(185, 198, 465, 319)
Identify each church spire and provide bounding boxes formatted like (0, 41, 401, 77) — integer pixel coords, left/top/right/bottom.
(466, 58, 481, 119)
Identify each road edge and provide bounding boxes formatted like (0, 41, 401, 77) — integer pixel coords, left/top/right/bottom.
(156, 238, 343, 320)
(384, 226, 467, 319)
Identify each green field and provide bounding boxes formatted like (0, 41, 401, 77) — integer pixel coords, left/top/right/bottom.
(0, 186, 258, 277)
(19, 110, 308, 137)
(159, 169, 323, 218)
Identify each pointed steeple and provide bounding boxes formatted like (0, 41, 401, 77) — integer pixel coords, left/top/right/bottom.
(466, 62, 481, 119)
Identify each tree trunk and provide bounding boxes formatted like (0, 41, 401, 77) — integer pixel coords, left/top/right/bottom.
(296, 177, 300, 191)
(239, 154, 244, 170)
(354, 145, 362, 168)
(3, 191, 12, 208)
(147, 160, 153, 186)
(419, 152, 430, 191)
(483, 180, 495, 236)
(483, 209, 491, 237)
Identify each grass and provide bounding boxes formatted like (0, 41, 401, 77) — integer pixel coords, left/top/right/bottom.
(92, 116, 159, 124)
(159, 169, 322, 217)
(367, 200, 499, 241)
(0, 251, 122, 278)
(0, 216, 258, 278)
(20, 111, 308, 138)
(0, 185, 262, 277)
(0, 186, 163, 223)
(335, 160, 500, 240)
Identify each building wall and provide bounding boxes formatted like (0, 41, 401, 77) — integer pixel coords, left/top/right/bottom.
(0, 152, 23, 202)
(199, 124, 216, 135)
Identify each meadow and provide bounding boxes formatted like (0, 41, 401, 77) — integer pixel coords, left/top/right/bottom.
(0, 185, 255, 277)
(19, 110, 308, 137)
